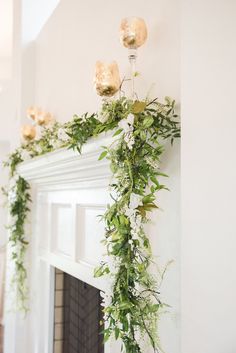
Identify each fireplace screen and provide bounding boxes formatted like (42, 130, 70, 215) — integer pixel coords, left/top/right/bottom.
(53, 269, 104, 353)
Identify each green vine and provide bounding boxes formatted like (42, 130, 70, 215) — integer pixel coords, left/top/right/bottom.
(3, 96, 180, 352)
(2, 175, 31, 311)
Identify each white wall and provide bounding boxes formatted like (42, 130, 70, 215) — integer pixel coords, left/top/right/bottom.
(0, 0, 15, 142)
(20, 0, 61, 120)
(0, 0, 21, 148)
(32, 0, 180, 123)
(181, 1, 236, 352)
(0, 0, 13, 288)
(0, 0, 13, 79)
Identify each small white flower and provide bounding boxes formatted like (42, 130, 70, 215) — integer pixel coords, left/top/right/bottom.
(136, 214, 142, 228)
(100, 292, 110, 307)
(145, 156, 159, 169)
(51, 140, 61, 149)
(130, 213, 142, 230)
(118, 119, 132, 133)
(21, 149, 31, 161)
(128, 239, 134, 250)
(35, 145, 42, 154)
(57, 128, 69, 142)
(100, 284, 113, 307)
(129, 193, 143, 210)
(125, 207, 135, 218)
(126, 134, 135, 150)
(123, 195, 143, 241)
(8, 189, 17, 204)
(119, 114, 135, 150)
(97, 112, 109, 123)
(126, 113, 134, 126)
(118, 114, 134, 131)
(131, 231, 139, 241)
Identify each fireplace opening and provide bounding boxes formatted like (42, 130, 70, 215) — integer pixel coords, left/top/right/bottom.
(53, 269, 104, 353)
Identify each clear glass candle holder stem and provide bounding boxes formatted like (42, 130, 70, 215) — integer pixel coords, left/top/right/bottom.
(128, 48, 137, 100)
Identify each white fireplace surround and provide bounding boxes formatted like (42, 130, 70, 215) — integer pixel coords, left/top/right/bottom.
(4, 134, 179, 353)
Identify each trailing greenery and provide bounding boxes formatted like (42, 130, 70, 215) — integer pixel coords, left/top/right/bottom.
(3, 96, 180, 352)
(2, 176, 31, 311)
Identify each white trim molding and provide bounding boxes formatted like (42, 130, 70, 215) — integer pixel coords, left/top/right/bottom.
(4, 133, 122, 353)
(18, 133, 114, 190)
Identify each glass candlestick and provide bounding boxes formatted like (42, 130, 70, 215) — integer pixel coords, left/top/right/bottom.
(128, 48, 137, 100)
(120, 17, 148, 100)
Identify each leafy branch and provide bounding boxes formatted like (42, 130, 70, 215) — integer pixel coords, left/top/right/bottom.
(3, 96, 180, 351)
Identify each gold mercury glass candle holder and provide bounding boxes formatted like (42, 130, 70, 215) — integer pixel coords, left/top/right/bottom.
(119, 17, 148, 99)
(21, 125, 36, 141)
(35, 111, 53, 126)
(26, 106, 38, 122)
(94, 61, 121, 97)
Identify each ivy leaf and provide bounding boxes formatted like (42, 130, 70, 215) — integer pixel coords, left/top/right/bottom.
(119, 214, 128, 225)
(132, 101, 146, 114)
(150, 175, 160, 187)
(113, 128, 123, 137)
(119, 301, 132, 310)
(149, 304, 160, 312)
(156, 171, 169, 178)
(143, 116, 154, 128)
(94, 264, 110, 277)
(143, 194, 155, 204)
(122, 317, 129, 331)
(115, 327, 120, 340)
(98, 150, 108, 160)
(142, 203, 158, 211)
(21, 240, 29, 245)
(140, 130, 146, 141)
(104, 331, 111, 343)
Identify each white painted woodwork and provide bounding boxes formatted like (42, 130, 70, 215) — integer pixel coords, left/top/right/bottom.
(4, 133, 179, 353)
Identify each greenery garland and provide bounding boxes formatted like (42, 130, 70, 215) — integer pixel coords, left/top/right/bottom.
(3, 96, 180, 352)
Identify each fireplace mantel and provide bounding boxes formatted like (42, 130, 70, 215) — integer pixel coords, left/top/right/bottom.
(4, 133, 179, 353)
(4, 133, 121, 353)
(17, 133, 114, 293)
(18, 134, 113, 189)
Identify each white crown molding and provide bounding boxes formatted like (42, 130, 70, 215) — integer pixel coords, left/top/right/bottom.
(18, 133, 114, 188)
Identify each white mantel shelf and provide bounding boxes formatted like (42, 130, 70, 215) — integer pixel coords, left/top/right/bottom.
(18, 133, 114, 189)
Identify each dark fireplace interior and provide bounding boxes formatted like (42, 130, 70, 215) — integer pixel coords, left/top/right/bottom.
(53, 269, 104, 353)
